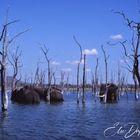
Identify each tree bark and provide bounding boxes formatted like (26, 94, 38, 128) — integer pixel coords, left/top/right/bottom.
(82, 54, 86, 104)
(1, 64, 8, 111)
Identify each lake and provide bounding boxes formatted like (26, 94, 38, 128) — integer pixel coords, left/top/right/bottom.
(0, 92, 140, 140)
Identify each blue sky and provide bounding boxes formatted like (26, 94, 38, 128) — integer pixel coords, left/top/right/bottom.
(0, 0, 140, 84)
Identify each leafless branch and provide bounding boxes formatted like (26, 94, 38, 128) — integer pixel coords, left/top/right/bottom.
(0, 20, 20, 42)
(8, 28, 30, 44)
(112, 10, 137, 29)
(101, 45, 109, 84)
(8, 46, 22, 90)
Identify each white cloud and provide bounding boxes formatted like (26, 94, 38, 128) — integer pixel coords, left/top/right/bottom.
(110, 34, 123, 40)
(61, 68, 72, 72)
(51, 61, 60, 65)
(82, 48, 98, 55)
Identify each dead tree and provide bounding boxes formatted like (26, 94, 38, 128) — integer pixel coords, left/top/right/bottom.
(117, 62, 121, 86)
(66, 72, 70, 91)
(52, 72, 56, 86)
(60, 71, 65, 92)
(0, 14, 29, 111)
(101, 45, 109, 103)
(110, 70, 114, 83)
(101, 45, 109, 85)
(24, 73, 29, 85)
(41, 46, 51, 84)
(37, 70, 46, 86)
(94, 57, 99, 93)
(73, 35, 83, 103)
(30, 72, 34, 85)
(119, 40, 139, 99)
(113, 11, 140, 99)
(120, 73, 126, 92)
(34, 62, 46, 87)
(91, 58, 99, 94)
(117, 62, 121, 99)
(41, 45, 52, 101)
(82, 54, 86, 104)
(9, 46, 22, 91)
(34, 63, 40, 86)
(100, 71, 103, 85)
(91, 72, 95, 93)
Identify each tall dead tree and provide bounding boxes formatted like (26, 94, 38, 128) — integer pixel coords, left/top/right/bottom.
(9, 46, 22, 91)
(82, 54, 86, 104)
(39, 70, 46, 86)
(34, 63, 40, 86)
(117, 62, 121, 100)
(112, 11, 140, 99)
(110, 70, 114, 83)
(0, 13, 29, 111)
(101, 45, 109, 85)
(120, 73, 127, 92)
(100, 71, 103, 85)
(60, 71, 65, 92)
(91, 57, 99, 94)
(34, 63, 46, 87)
(101, 45, 109, 103)
(94, 57, 99, 93)
(119, 40, 139, 99)
(41, 45, 52, 101)
(52, 72, 56, 86)
(66, 72, 70, 91)
(73, 35, 83, 103)
(91, 72, 95, 93)
(24, 73, 29, 85)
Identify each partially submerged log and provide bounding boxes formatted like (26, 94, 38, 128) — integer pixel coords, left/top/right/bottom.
(99, 83, 118, 103)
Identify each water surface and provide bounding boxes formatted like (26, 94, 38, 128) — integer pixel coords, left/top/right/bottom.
(0, 92, 140, 140)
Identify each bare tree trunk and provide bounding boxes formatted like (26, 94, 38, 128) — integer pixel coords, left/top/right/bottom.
(101, 45, 109, 103)
(66, 72, 70, 91)
(76, 63, 80, 103)
(60, 71, 65, 93)
(9, 46, 22, 91)
(73, 35, 83, 104)
(52, 72, 56, 86)
(41, 46, 52, 101)
(34, 63, 40, 86)
(82, 54, 86, 104)
(117, 62, 121, 100)
(0, 18, 28, 111)
(94, 57, 99, 94)
(113, 11, 140, 100)
(1, 64, 8, 111)
(133, 73, 138, 99)
(1, 18, 9, 111)
(91, 73, 94, 93)
(100, 71, 103, 85)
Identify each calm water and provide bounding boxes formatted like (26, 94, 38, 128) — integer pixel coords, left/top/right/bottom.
(0, 92, 140, 140)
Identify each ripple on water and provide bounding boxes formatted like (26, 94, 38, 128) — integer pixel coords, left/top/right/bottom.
(0, 92, 140, 140)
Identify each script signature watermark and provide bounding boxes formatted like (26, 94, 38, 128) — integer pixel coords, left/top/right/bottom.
(104, 122, 140, 139)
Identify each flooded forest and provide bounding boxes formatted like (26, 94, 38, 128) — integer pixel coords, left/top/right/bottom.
(0, 1, 140, 140)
